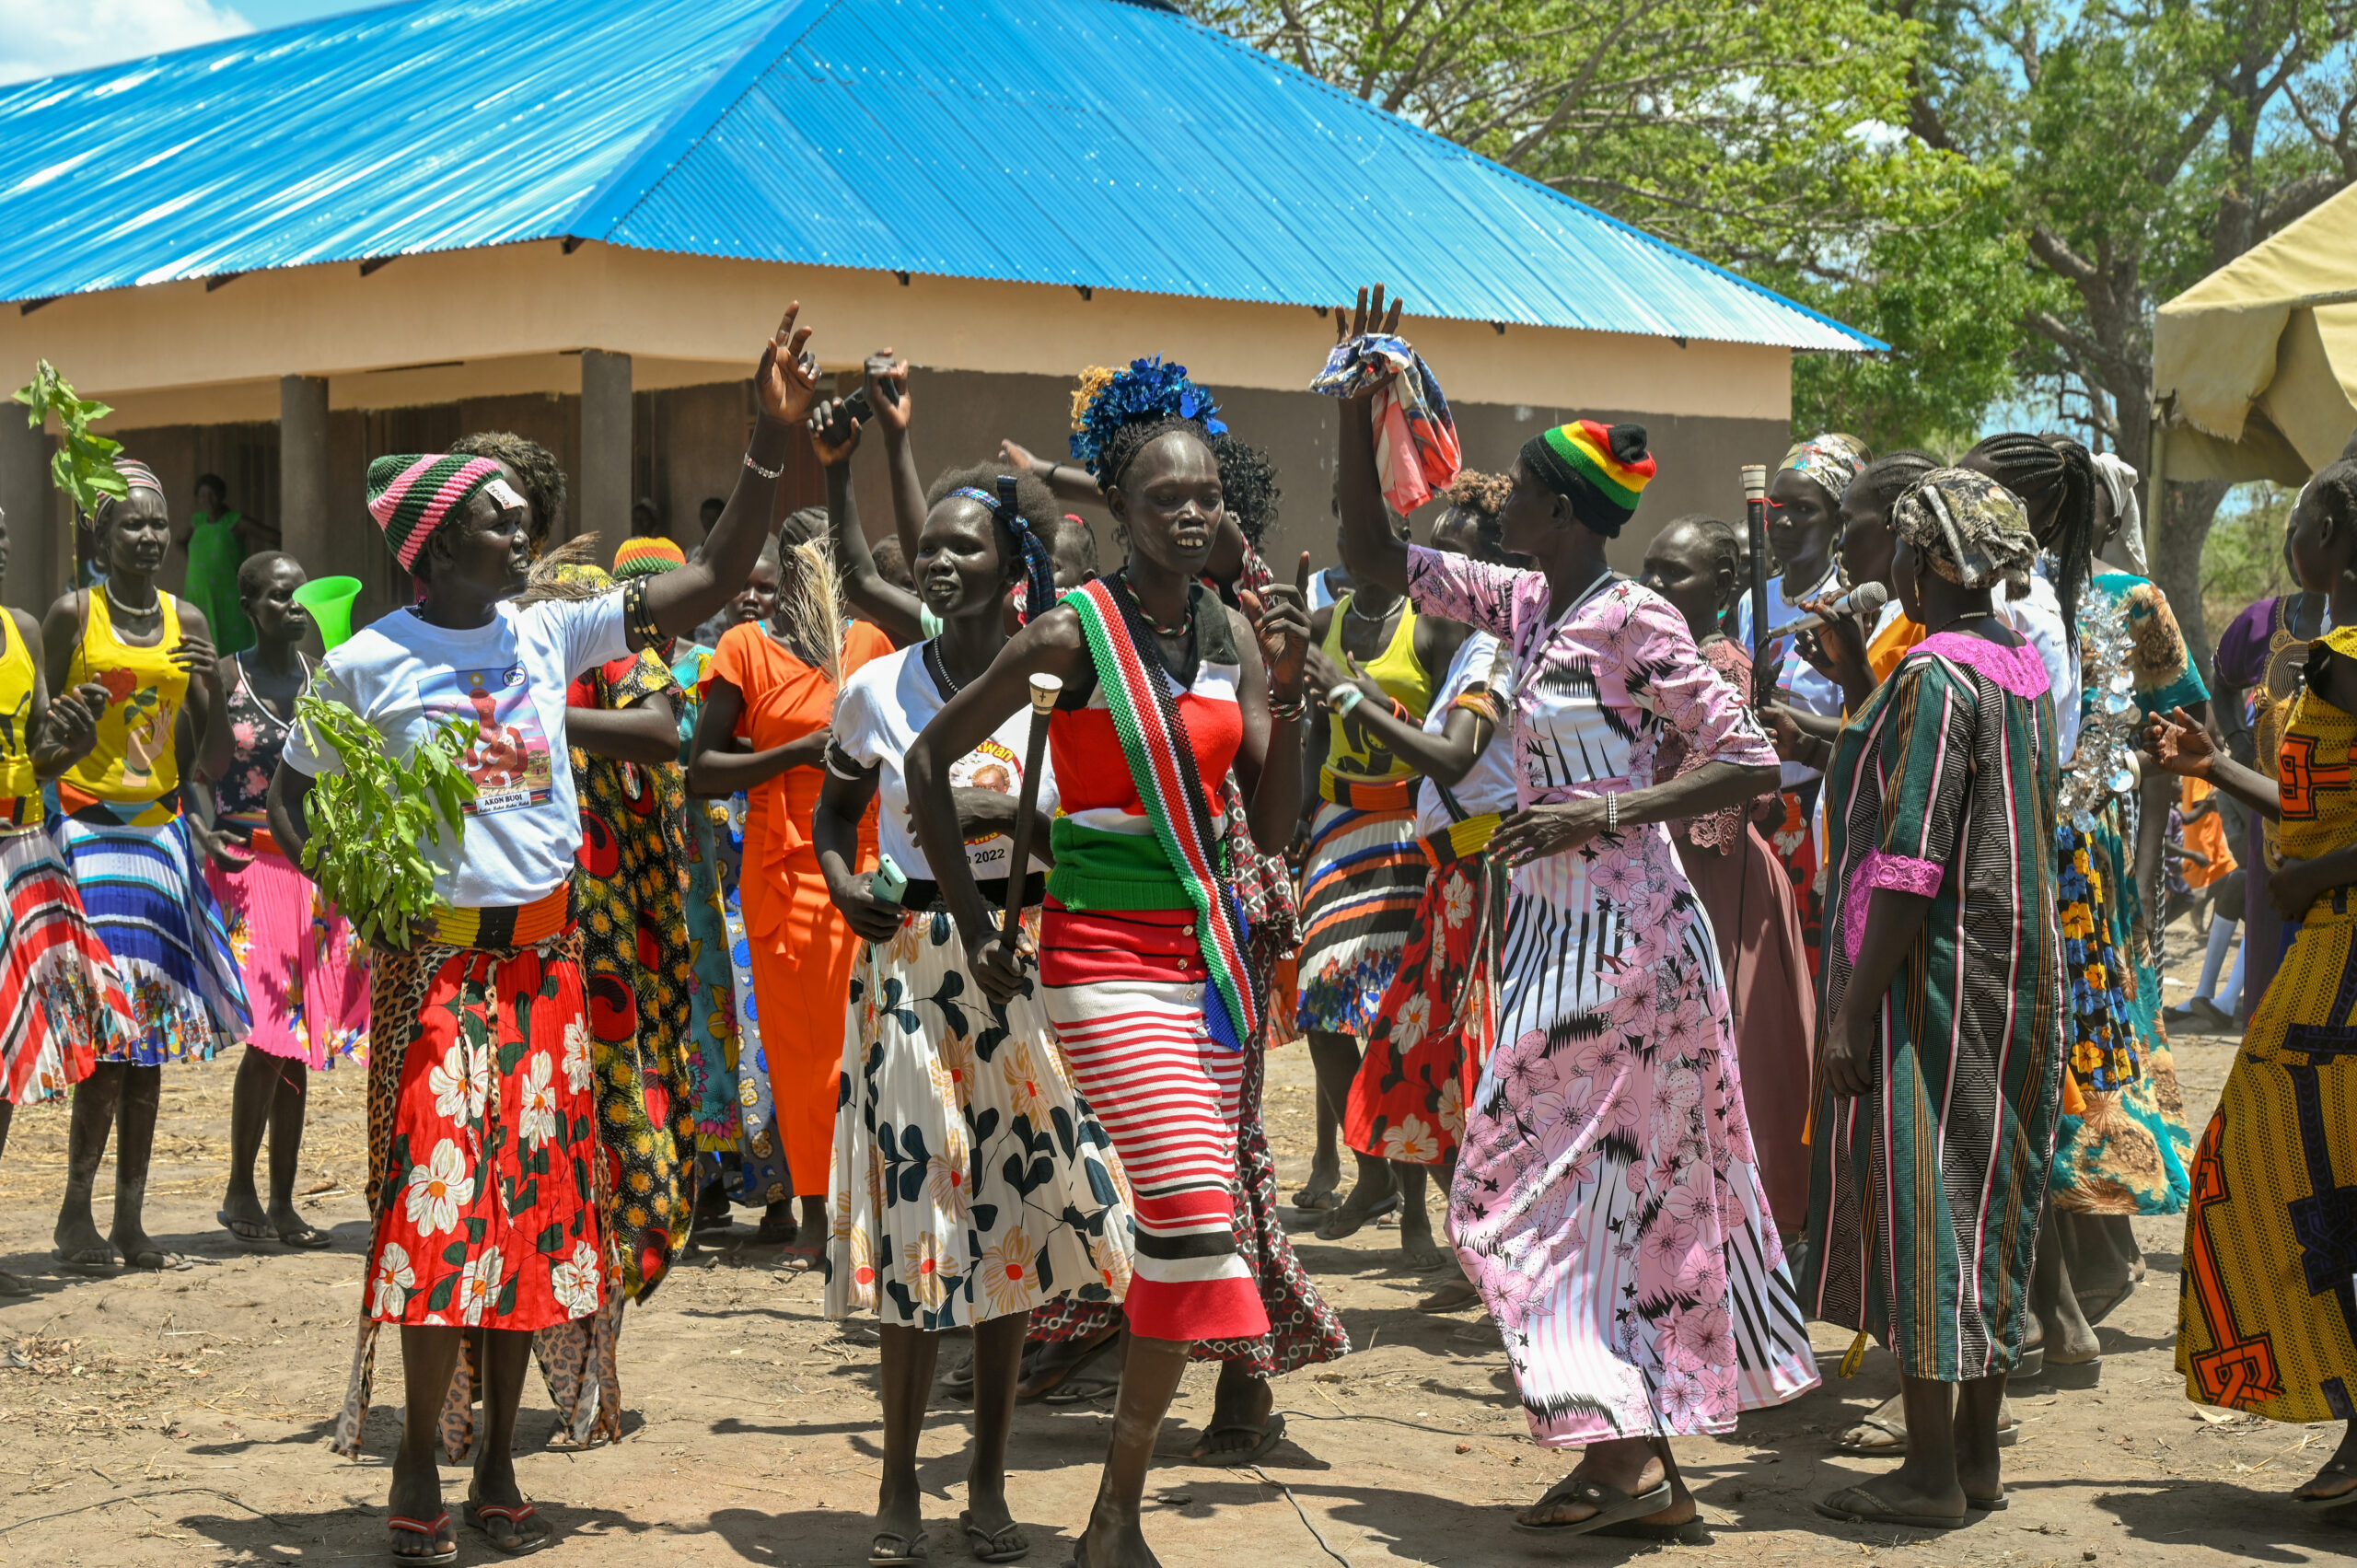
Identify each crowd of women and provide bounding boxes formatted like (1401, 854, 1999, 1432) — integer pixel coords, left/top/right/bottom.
(2, 283, 2356, 1566)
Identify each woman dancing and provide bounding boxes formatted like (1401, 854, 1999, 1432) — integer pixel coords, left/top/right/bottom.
(1799, 468, 2067, 1529)
(1332, 286, 1816, 1542)
(905, 356, 1310, 1568)
(296, 304, 823, 1558)
(810, 406, 1131, 1564)
(2156, 459, 2357, 1513)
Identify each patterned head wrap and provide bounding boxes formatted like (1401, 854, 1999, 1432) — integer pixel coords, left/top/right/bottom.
(1892, 467, 2038, 592)
(2090, 452, 2147, 575)
(87, 457, 165, 529)
(1518, 420, 1655, 537)
(613, 537, 687, 579)
(947, 481, 1059, 626)
(365, 453, 528, 571)
(1778, 433, 1872, 504)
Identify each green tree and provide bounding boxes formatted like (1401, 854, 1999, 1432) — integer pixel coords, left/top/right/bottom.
(1897, 0, 2356, 659)
(1188, 0, 2026, 451)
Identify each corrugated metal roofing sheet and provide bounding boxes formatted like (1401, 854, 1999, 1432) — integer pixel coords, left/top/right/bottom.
(0, 0, 1879, 351)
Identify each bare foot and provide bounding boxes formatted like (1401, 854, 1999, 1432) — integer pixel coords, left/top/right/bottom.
(51, 1212, 117, 1271)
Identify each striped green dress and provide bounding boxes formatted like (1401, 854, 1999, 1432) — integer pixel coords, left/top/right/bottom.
(1796, 630, 2068, 1381)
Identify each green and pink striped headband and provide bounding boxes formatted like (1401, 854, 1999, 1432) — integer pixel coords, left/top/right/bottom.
(365, 453, 528, 569)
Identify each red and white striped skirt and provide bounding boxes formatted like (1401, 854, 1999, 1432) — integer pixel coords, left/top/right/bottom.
(1039, 905, 1267, 1344)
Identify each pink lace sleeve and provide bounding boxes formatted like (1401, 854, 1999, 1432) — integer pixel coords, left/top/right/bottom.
(1841, 850, 1945, 961)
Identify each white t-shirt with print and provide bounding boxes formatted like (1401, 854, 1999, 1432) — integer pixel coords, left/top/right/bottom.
(1413, 630, 1517, 837)
(829, 645, 1059, 884)
(282, 596, 631, 909)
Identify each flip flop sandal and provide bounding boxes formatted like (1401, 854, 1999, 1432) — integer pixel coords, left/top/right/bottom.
(753, 1210, 799, 1246)
(217, 1209, 273, 1246)
(1812, 1486, 1967, 1531)
(1509, 1476, 1674, 1537)
(1833, 1405, 2024, 1456)
(2293, 1461, 2357, 1511)
(1966, 1493, 2009, 1512)
(2038, 1353, 2101, 1389)
(1416, 1280, 1482, 1314)
(1589, 1516, 1714, 1543)
(277, 1223, 334, 1250)
(2016, 1344, 2044, 1379)
(870, 1527, 929, 1565)
(1039, 1335, 1124, 1406)
(958, 1511, 1028, 1562)
(1314, 1191, 1401, 1242)
(1291, 1177, 1341, 1212)
(465, 1496, 550, 1556)
(388, 1511, 458, 1565)
(50, 1246, 120, 1276)
(941, 1354, 978, 1399)
(1191, 1412, 1286, 1469)
(0, 1272, 32, 1298)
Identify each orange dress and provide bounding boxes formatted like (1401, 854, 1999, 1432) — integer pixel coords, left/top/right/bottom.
(705, 620, 891, 1199)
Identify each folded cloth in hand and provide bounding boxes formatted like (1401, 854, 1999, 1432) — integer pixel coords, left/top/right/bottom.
(1311, 333, 1461, 513)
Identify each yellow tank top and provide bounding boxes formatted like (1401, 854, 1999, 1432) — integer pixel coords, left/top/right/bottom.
(64, 588, 188, 821)
(0, 611, 39, 826)
(1323, 591, 1435, 782)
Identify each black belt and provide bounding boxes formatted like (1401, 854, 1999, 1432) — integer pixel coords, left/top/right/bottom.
(900, 870, 1046, 913)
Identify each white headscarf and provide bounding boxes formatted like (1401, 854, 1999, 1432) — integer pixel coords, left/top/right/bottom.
(2092, 452, 2146, 575)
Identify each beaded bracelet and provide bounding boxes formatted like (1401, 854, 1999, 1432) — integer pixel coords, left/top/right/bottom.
(622, 577, 662, 644)
(743, 450, 784, 482)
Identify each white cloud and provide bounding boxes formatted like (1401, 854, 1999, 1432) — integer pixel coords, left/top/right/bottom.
(0, 0, 252, 87)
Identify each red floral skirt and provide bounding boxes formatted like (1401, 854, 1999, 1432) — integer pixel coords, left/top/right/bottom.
(1345, 819, 1502, 1165)
(360, 931, 604, 1330)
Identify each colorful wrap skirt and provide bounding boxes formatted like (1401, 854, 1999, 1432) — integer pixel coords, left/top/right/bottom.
(204, 840, 367, 1069)
(0, 822, 125, 1100)
(330, 895, 602, 1459)
(1345, 816, 1500, 1166)
(2177, 889, 2357, 1423)
(823, 907, 1132, 1328)
(1295, 787, 1429, 1036)
(1039, 906, 1269, 1345)
(57, 812, 250, 1063)
(724, 888, 794, 1205)
(1766, 787, 1825, 974)
(685, 801, 740, 1155)
(2050, 811, 2193, 1215)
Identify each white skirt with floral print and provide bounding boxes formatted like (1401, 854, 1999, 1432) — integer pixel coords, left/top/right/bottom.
(822, 908, 1133, 1329)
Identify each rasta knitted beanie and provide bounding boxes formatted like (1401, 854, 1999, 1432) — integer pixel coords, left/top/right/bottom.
(1519, 420, 1656, 538)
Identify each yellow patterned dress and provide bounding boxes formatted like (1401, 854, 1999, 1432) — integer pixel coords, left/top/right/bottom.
(2178, 624, 2357, 1422)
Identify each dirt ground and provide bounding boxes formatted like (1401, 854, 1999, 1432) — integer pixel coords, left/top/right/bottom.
(1, 923, 2351, 1568)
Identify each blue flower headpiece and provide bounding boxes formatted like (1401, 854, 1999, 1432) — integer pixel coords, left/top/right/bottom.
(1067, 356, 1227, 478)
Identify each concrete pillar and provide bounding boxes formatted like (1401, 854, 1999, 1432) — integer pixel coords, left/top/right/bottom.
(280, 375, 331, 577)
(579, 349, 632, 557)
(0, 409, 59, 615)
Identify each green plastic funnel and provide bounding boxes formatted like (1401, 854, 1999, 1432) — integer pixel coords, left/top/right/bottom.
(292, 575, 364, 650)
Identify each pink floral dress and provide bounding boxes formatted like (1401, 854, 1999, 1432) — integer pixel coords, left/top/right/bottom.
(1404, 547, 1819, 1446)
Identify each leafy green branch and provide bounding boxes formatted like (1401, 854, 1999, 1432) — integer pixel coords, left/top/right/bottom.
(11, 361, 124, 522)
(294, 694, 478, 948)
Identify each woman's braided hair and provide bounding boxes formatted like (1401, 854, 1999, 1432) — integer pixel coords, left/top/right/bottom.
(1966, 431, 2097, 633)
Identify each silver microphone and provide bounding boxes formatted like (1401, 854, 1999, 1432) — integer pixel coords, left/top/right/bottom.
(1759, 581, 1888, 641)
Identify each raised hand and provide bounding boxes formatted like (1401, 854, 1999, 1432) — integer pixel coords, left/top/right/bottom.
(864, 352, 911, 436)
(807, 399, 860, 469)
(1238, 551, 1313, 703)
(2144, 705, 2214, 778)
(999, 438, 1043, 478)
(753, 301, 820, 424)
(1330, 282, 1405, 344)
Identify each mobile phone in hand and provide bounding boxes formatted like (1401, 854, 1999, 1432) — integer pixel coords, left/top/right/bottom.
(869, 853, 909, 906)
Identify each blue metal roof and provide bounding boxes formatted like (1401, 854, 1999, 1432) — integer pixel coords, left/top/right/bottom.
(0, 0, 1880, 351)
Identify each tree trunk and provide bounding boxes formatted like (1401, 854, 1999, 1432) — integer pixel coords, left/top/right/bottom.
(2148, 478, 2230, 683)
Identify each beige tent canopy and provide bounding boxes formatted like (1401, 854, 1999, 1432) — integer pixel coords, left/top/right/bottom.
(2151, 180, 2357, 508)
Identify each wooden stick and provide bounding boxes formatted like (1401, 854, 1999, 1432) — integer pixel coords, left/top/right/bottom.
(1002, 673, 1062, 940)
(1743, 463, 1771, 709)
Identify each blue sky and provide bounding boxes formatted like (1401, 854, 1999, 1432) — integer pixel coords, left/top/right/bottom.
(0, 0, 382, 83)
